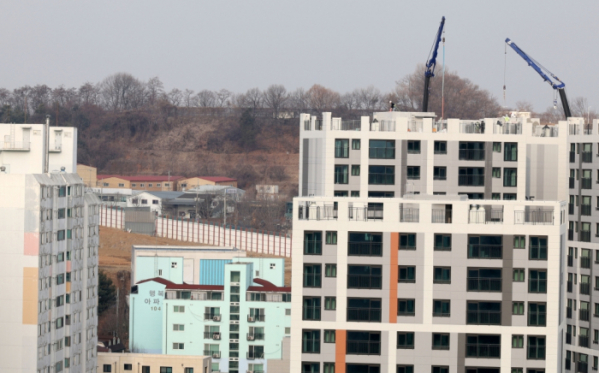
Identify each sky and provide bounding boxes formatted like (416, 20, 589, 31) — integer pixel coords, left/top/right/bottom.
(2, 0, 598, 113)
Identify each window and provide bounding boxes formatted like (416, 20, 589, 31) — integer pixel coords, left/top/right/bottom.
(325, 264, 337, 277)
(503, 193, 517, 200)
(172, 342, 184, 350)
(140, 184, 145, 187)
(351, 191, 360, 197)
(528, 303, 546, 326)
(493, 142, 501, 152)
(504, 142, 518, 161)
(141, 199, 148, 204)
(334, 165, 348, 184)
(407, 140, 421, 154)
(173, 324, 185, 331)
(348, 265, 382, 289)
(58, 186, 66, 197)
(492, 168, 501, 178)
(174, 305, 185, 313)
(103, 365, 112, 373)
(398, 299, 415, 316)
(399, 233, 416, 250)
(466, 301, 501, 325)
(513, 269, 525, 282)
(368, 165, 394, 185)
(527, 336, 545, 360)
(285, 327, 291, 334)
(369, 139, 395, 159)
(348, 232, 382, 257)
(351, 165, 360, 176)
(325, 297, 336, 310)
(156, 183, 161, 187)
(466, 335, 501, 358)
(529, 237, 547, 260)
(407, 166, 420, 180)
(504, 168, 517, 187)
(303, 264, 322, 288)
(514, 236, 525, 248)
(433, 267, 451, 284)
(467, 268, 501, 292)
(304, 232, 322, 255)
(324, 363, 335, 373)
(303, 297, 321, 320)
(152, 200, 159, 205)
(492, 193, 500, 200)
(459, 141, 485, 160)
(529, 270, 547, 293)
(512, 369, 523, 373)
(346, 331, 381, 355)
(432, 368, 448, 373)
(124, 364, 133, 371)
(160, 368, 173, 373)
(347, 298, 381, 322)
(433, 167, 446, 180)
(458, 167, 485, 186)
(398, 266, 416, 283)
(352, 139, 360, 150)
(434, 234, 451, 251)
(131, 183, 137, 187)
(397, 366, 413, 373)
(513, 302, 524, 315)
(512, 335, 524, 348)
(434, 141, 447, 154)
(324, 330, 336, 343)
(301, 363, 320, 373)
(334, 191, 348, 197)
(432, 333, 449, 350)
(335, 139, 349, 158)
(468, 235, 502, 259)
(302, 329, 320, 353)
(347, 365, 380, 373)
(433, 300, 450, 317)
(397, 332, 414, 349)
(148, 183, 153, 187)
(57, 230, 65, 241)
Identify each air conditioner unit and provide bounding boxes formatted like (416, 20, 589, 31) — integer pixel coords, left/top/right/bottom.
(212, 353, 220, 359)
(213, 315, 221, 322)
(213, 333, 221, 340)
(248, 335, 255, 341)
(248, 316, 255, 322)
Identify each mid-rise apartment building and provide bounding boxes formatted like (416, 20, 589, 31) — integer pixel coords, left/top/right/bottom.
(129, 246, 291, 373)
(291, 111, 599, 373)
(0, 122, 99, 373)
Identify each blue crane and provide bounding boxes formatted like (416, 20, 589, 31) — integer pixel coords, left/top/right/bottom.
(505, 38, 572, 118)
(422, 16, 445, 112)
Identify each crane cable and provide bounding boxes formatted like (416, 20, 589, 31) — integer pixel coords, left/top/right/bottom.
(503, 42, 507, 108)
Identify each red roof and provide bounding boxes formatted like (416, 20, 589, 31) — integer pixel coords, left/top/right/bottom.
(247, 278, 291, 293)
(97, 175, 184, 182)
(136, 277, 224, 291)
(197, 176, 237, 183)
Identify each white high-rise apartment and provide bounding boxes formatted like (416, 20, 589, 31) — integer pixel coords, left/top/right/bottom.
(0, 122, 100, 373)
(291, 111, 599, 373)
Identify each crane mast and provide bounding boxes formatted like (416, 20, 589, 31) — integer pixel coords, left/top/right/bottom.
(422, 16, 445, 113)
(505, 38, 572, 119)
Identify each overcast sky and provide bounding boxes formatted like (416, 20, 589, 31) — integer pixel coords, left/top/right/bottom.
(3, 1, 598, 113)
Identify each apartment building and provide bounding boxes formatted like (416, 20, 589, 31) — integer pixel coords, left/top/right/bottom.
(291, 111, 599, 373)
(129, 246, 291, 373)
(0, 123, 99, 373)
(97, 175, 183, 191)
(178, 176, 238, 190)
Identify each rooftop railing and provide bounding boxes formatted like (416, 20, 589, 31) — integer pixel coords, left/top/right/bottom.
(532, 125, 559, 137)
(460, 121, 485, 134)
(407, 119, 423, 133)
(0, 141, 31, 151)
(370, 120, 395, 132)
(514, 209, 554, 225)
(331, 119, 361, 131)
(493, 121, 522, 134)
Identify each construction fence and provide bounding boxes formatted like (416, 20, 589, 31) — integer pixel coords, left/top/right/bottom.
(100, 205, 292, 257)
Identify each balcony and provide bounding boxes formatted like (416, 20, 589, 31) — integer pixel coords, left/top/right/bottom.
(580, 309, 590, 321)
(570, 152, 576, 163)
(466, 311, 501, 325)
(579, 336, 590, 348)
(582, 178, 592, 189)
(298, 203, 337, 221)
(247, 333, 264, 341)
(582, 151, 593, 163)
(331, 119, 361, 131)
(458, 149, 485, 161)
(246, 351, 265, 359)
(204, 314, 221, 321)
(407, 119, 423, 133)
(431, 209, 452, 223)
(399, 208, 419, 223)
(567, 256, 573, 267)
(469, 208, 503, 224)
(369, 147, 395, 159)
(581, 256, 591, 269)
(460, 121, 485, 134)
(205, 350, 221, 359)
(368, 173, 394, 185)
(346, 308, 382, 322)
(466, 344, 501, 358)
(578, 362, 588, 373)
(348, 242, 382, 256)
(459, 175, 485, 186)
(370, 120, 395, 132)
(567, 282, 573, 293)
(514, 209, 554, 225)
(568, 229, 574, 240)
(468, 244, 502, 259)
(580, 282, 590, 295)
(580, 231, 591, 243)
(346, 341, 381, 355)
(566, 333, 572, 344)
(494, 122, 522, 134)
(568, 203, 574, 214)
(247, 314, 265, 322)
(0, 141, 30, 151)
(203, 332, 221, 340)
(581, 205, 592, 216)
(467, 278, 502, 292)
(347, 274, 382, 289)
(569, 178, 575, 189)
(349, 205, 384, 221)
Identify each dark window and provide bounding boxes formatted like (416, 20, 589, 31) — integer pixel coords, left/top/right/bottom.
(458, 167, 485, 186)
(304, 232, 322, 255)
(324, 330, 336, 343)
(302, 297, 321, 320)
(398, 266, 416, 283)
(433, 267, 451, 284)
(504, 143, 518, 161)
(493, 142, 501, 152)
(325, 264, 337, 277)
(468, 235, 502, 259)
(513, 269, 525, 282)
(352, 139, 361, 150)
(529, 270, 547, 293)
(466, 302, 501, 325)
(529, 237, 547, 260)
(397, 332, 414, 349)
(325, 231, 337, 245)
(433, 167, 447, 180)
(398, 299, 415, 316)
(492, 168, 501, 178)
(513, 302, 524, 315)
(407, 141, 421, 154)
(432, 333, 450, 350)
(433, 300, 450, 317)
(334, 191, 348, 197)
(528, 303, 546, 326)
(432, 367, 449, 373)
(434, 141, 447, 154)
(348, 232, 382, 257)
(467, 268, 502, 292)
(368, 191, 394, 198)
(397, 366, 414, 373)
(512, 335, 524, 348)
(368, 165, 395, 185)
(303, 264, 321, 288)
(347, 298, 381, 322)
(503, 193, 517, 200)
(504, 168, 517, 187)
(302, 329, 320, 353)
(301, 363, 320, 373)
(351, 191, 360, 197)
(335, 139, 349, 158)
(399, 234, 416, 250)
(351, 165, 360, 176)
(124, 364, 133, 371)
(160, 368, 173, 373)
(407, 166, 420, 180)
(466, 334, 501, 358)
(459, 142, 485, 160)
(369, 140, 395, 159)
(527, 336, 546, 360)
(466, 369, 499, 373)
(103, 366, 112, 373)
(347, 331, 381, 355)
(334, 165, 349, 184)
(514, 236, 525, 248)
(434, 234, 451, 251)
(346, 364, 380, 373)
(348, 265, 382, 289)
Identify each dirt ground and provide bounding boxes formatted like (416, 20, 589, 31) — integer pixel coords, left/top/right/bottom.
(99, 226, 291, 286)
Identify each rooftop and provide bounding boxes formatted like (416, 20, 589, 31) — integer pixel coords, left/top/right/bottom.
(97, 175, 184, 182)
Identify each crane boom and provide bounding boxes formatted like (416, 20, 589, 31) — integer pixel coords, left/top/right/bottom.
(505, 38, 572, 119)
(422, 16, 445, 112)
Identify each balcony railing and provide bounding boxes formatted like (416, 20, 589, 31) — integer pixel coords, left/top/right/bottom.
(346, 308, 382, 322)
(331, 119, 361, 131)
(580, 282, 590, 295)
(459, 175, 485, 186)
(203, 332, 221, 340)
(469, 209, 503, 224)
(348, 242, 382, 256)
(460, 121, 485, 134)
(580, 309, 590, 321)
(246, 351, 265, 359)
(346, 341, 381, 355)
(348, 207, 384, 221)
(298, 204, 338, 221)
(582, 151, 593, 163)
(580, 231, 591, 242)
(407, 120, 423, 133)
(334, 147, 349, 158)
(467, 278, 502, 292)
(458, 149, 485, 160)
(205, 350, 221, 359)
(399, 208, 419, 223)
(370, 120, 395, 132)
(582, 178, 592, 189)
(494, 122, 522, 134)
(247, 314, 265, 322)
(0, 141, 31, 151)
(466, 344, 501, 358)
(581, 256, 591, 269)
(204, 313, 221, 321)
(302, 306, 321, 321)
(247, 333, 264, 341)
(514, 210, 554, 225)
(468, 244, 502, 259)
(466, 311, 501, 325)
(347, 274, 382, 289)
(431, 209, 452, 223)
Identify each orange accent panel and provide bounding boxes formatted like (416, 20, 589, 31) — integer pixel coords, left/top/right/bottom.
(66, 282, 71, 293)
(23, 267, 38, 324)
(389, 233, 399, 323)
(335, 329, 346, 373)
(24, 232, 39, 256)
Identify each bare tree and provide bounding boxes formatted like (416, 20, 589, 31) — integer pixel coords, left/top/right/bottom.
(78, 83, 100, 106)
(356, 86, 382, 111)
(245, 88, 263, 110)
(515, 100, 535, 113)
(340, 91, 359, 111)
(215, 89, 232, 107)
(183, 89, 195, 107)
(146, 77, 164, 105)
(100, 73, 147, 111)
(195, 90, 216, 107)
(289, 88, 310, 113)
(167, 88, 183, 106)
(307, 84, 340, 112)
(263, 84, 288, 117)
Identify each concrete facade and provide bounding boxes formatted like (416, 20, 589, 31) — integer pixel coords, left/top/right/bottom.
(97, 352, 211, 373)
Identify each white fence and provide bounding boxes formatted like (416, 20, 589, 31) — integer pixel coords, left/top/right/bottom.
(99, 206, 292, 257)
